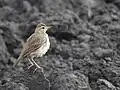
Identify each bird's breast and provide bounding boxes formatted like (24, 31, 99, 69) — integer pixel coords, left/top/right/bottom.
(36, 36, 50, 57)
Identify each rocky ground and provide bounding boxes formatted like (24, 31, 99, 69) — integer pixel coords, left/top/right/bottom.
(0, 0, 120, 90)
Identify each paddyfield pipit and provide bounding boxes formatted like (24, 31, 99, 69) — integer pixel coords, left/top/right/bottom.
(13, 23, 51, 72)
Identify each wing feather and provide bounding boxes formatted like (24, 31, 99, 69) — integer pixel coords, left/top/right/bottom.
(20, 33, 47, 58)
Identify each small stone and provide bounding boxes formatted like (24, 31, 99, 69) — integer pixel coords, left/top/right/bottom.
(78, 34, 91, 42)
(97, 79, 116, 90)
(93, 48, 113, 58)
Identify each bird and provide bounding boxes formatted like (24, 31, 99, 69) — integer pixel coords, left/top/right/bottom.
(13, 23, 51, 72)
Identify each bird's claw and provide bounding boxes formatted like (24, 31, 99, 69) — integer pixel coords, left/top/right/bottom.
(33, 67, 43, 73)
(27, 64, 34, 69)
(27, 64, 43, 74)
(33, 68, 37, 73)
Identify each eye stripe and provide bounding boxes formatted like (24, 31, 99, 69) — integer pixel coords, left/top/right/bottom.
(37, 23, 46, 27)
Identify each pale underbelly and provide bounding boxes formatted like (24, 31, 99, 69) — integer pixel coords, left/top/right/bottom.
(36, 43, 50, 57)
(31, 40, 50, 58)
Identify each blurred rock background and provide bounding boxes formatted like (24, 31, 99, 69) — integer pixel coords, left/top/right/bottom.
(0, 0, 120, 90)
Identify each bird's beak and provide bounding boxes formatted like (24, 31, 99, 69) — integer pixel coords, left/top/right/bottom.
(47, 26, 52, 30)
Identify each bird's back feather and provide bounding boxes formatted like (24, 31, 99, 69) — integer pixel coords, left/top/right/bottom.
(13, 32, 47, 67)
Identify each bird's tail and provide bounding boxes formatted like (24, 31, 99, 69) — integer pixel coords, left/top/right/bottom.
(13, 55, 23, 67)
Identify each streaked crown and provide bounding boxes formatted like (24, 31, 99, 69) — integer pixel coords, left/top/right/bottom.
(35, 23, 51, 33)
(37, 23, 46, 28)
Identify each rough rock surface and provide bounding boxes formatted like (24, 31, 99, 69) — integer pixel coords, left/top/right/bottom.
(97, 79, 117, 90)
(52, 71, 91, 90)
(0, 0, 120, 90)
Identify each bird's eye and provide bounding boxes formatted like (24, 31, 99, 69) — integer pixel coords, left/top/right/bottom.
(42, 27, 45, 29)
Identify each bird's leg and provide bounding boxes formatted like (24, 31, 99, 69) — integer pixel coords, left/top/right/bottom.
(28, 59, 34, 69)
(31, 58, 43, 73)
(33, 68, 38, 74)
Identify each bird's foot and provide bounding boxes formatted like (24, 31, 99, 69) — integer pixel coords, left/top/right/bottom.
(27, 63, 43, 74)
(27, 64, 34, 69)
(33, 66, 43, 74)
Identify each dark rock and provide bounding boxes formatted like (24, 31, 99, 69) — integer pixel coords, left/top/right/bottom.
(52, 71, 91, 90)
(0, 68, 50, 90)
(102, 67, 120, 87)
(114, 0, 120, 9)
(1, 81, 29, 90)
(54, 31, 77, 41)
(0, 35, 10, 64)
(104, 0, 114, 3)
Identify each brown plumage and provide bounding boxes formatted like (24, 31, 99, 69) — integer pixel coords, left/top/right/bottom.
(13, 23, 51, 72)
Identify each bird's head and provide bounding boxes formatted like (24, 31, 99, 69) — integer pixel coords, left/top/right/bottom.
(35, 23, 51, 33)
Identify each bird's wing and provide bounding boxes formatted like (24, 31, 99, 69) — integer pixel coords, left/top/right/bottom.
(20, 33, 47, 58)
